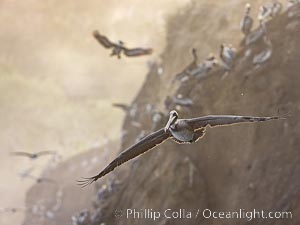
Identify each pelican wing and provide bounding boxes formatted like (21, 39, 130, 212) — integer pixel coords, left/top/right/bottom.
(123, 47, 153, 57)
(36, 150, 56, 156)
(0, 207, 24, 213)
(78, 128, 170, 187)
(10, 152, 33, 158)
(112, 103, 130, 112)
(92, 30, 115, 48)
(186, 115, 284, 130)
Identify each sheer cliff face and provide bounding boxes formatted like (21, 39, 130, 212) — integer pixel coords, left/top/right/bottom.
(112, 4, 300, 225)
(0, 1, 188, 225)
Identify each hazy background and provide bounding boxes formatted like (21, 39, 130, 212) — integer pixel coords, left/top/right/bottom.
(2, 1, 294, 225)
(0, 1, 190, 224)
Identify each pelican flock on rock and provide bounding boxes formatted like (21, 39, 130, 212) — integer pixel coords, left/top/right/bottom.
(93, 30, 153, 59)
(78, 110, 285, 187)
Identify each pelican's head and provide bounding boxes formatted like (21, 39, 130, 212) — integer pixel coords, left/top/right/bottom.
(92, 30, 100, 37)
(245, 3, 251, 12)
(191, 48, 197, 55)
(220, 44, 226, 53)
(118, 41, 125, 46)
(164, 110, 179, 132)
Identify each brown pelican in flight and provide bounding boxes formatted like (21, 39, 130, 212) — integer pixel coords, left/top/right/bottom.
(11, 151, 56, 159)
(92, 30, 153, 59)
(78, 110, 285, 187)
(0, 207, 26, 214)
(241, 3, 253, 36)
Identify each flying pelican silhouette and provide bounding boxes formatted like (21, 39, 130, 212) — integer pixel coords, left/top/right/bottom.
(92, 30, 153, 59)
(78, 110, 285, 187)
(112, 103, 130, 112)
(11, 151, 56, 159)
(0, 207, 26, 213)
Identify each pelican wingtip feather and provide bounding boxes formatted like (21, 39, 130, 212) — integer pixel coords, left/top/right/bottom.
(77, 176, 98, 188)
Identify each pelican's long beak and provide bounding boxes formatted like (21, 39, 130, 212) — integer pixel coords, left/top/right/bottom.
(164, 114, 177, 132)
